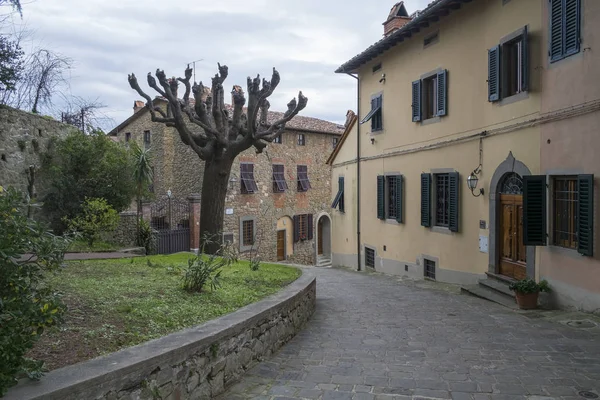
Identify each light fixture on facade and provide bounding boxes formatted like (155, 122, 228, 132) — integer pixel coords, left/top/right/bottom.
(467, 166, 484, 197)
(167, 189, 172, 198)
(229, 175, 238, 190)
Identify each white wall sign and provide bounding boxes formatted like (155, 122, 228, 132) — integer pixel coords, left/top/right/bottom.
(225, 208, 234, 215)
(479, 235, 489, 253)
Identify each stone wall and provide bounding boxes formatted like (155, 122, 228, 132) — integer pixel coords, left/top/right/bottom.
(4, 272, 316, 400)
(0, 105, 73, 197)
(111, 211, 138, 247)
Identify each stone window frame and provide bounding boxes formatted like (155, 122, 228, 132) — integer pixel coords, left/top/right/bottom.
(125, 132, 131, 142)
(239, 216, 256, 253)
(297, 134, 306, 146)
(496, 26, 530, 106)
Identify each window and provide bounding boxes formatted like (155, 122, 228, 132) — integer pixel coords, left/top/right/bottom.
(240, 163, 258, 194)
(242, 220, 254, 246)
(223, 233, 234, 245)
(125, 132, 131, 142)
(488, 26, 528, 102)
(148, 167, 155, 193)
(424, 259, 436, 280)
(297, 134, 305, 146)
(332, 176, 345, 212)
(372, 63, 382, 73)
(424, 31, 439, 47)
(553, 177, 578, 249)
(365, 247, 375, 269)
(412, 70, 447, 122)
(421, 172, 459, 232)
(376, 175, 403, 222)
(297, 165, 311, 192)
(332, 137, 339, 149)
(274, 135, 282, 144)
(435, 173, 450, 227)
(293, 214, 313, 242)
(143, 130, 151, 148)
(549, 0, 581, 62)
(361, 95, 383, 132)
(272, 164, 288, 193)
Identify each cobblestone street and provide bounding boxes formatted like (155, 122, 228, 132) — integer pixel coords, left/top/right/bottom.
(221, 267, 600, 400)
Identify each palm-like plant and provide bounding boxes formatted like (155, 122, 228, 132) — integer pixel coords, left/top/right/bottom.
(130, 141, 153, 223)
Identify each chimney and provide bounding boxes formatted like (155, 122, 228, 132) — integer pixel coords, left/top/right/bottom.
(133, 100, 145, 114)
(383, 1, 412, 37)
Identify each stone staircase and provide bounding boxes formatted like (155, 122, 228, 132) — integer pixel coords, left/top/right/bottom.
(461, 273, 518, 310)
(316, 255, 332, 267)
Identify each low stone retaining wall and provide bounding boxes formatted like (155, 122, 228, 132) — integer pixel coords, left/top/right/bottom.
(5, 271, 316, 400)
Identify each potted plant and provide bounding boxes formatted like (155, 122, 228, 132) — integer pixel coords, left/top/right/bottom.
(508, 279, 550, 310)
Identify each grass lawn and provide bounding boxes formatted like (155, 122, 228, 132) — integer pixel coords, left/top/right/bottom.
(66, 239, 119, 253)
(28, 253, 301, 371)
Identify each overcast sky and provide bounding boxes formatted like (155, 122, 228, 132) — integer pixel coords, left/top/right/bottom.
(15, 0, 431, 129)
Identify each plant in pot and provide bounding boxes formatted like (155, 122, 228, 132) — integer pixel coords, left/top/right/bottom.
(508, 279, 550, 310)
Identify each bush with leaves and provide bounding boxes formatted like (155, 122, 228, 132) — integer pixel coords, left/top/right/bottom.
(182, 234, 237, 293)
(136, 218, 156, 255)
(0, 186, 68, 396)
(65, 197, 119, 247)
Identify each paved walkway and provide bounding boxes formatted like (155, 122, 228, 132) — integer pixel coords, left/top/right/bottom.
(221, 267, 600, 400)
(63, 251, 141, 260)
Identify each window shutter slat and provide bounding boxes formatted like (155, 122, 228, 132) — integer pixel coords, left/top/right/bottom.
(412, 80, 422, 122)
(449, 172, 460, 232)
(308, 214, 314, 240)
(521, 26, 529, 92)
(565, 0, 580, 55)
(395, 175, 403, 224)
(437, 70, 448, 116)
(293, 215, 300, 243)
(421, 173, 432, 227)
(550, 0, 564, 60)
(488, 45, 500, 102)
(577, 174, 594, 256)
(523, 175, 547, 246)
(377, 176, 385, 220)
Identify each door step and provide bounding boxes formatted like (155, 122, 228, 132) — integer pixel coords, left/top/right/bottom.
(316, 256, 331, 267)
(461, 276, 518, 310)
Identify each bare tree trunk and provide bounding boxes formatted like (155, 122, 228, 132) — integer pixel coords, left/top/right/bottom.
(199, 156, 234, 254)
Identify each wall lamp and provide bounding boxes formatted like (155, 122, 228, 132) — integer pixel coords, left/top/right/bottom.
(467, 165, 484, 197)
(229, 175, 238, 190)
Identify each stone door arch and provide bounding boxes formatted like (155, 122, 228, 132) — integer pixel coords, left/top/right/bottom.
(315, 213, 332, 265)
(488, 152, 535, 279)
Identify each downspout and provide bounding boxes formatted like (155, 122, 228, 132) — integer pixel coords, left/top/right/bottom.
(346, 72, 361, 271)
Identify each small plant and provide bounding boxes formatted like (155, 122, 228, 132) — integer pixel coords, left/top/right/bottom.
(182, 234, 236, 293)
(65, 197, 119, 246)
(210, 343, 219, 359)
(509, 278, 551, 294)
(250, 258, 261, 271)
(17, 139, 26, 151)
(31, 139, 39, 152)
(137, 219, 155, 255)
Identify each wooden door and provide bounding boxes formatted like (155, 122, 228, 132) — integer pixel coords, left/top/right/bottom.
(277, 230, 286, 261)
(318, 219, 324, 255)
(499, 194, 527, 280)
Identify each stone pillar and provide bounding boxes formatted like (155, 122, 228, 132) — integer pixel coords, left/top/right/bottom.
(188, 194, 201, 254)
(141, 201, 152, 223)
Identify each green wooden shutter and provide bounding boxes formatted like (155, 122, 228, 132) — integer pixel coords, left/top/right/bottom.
(577, 174, 594, 256)
(449, 172, 460, 233)
(521, 26, 529, 91)
(523, 175, 547, 246)
(549, 0, 564, 61)
(395, 175, 403, 223)
(293, 215, 300, 242)
(421, 173, 432, 227)
(437, 69, 448, 116)
(488, 45, 500, 102)
(377, 175, 385, 220)
(564, 0, 581, 56)
(412, 80, 422, 122)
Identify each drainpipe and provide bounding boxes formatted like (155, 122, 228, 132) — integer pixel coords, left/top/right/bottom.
(346, 72, 361, 271)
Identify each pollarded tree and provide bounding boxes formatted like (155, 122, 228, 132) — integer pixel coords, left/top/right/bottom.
(128, 64, 307, 253)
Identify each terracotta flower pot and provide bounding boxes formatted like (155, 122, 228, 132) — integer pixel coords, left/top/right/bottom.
(515, 291, 539, 310)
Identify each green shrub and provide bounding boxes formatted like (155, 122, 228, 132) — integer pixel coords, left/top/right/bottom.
(17, 139, 26, 151)
(65, 198, 119, 247)
(0, 186, 68, 395)
(182, 235, 236, 293)
(31, 139, 39, 152)
(136, 219, 155, 255)
(509, 278, 551, 294)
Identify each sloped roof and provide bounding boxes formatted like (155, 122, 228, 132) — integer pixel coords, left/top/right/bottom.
(326, 111, 358, 165)
(108, 98, 344, 136)
(336, 0, 469, 74)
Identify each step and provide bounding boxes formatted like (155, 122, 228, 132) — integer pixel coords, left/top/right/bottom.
(479, 278, 514, 297)
(461, 285, 519, 310)
(485, 272, 516, 285)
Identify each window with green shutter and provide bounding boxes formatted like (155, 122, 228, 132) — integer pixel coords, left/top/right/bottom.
(421, 173, 432, 227)
(488, 45, 500, 102)
(523, 175, 547, 246)
(412, 70, 448, 122)
(412, 80, 422, 122)
(361, 95, 383, 131)
(379, 175, 404, 222)
(331, 176, 345, 212)
(549, 0, 581, 62)
(488, 26, 529, 101)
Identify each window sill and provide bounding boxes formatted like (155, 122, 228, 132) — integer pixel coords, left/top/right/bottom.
(431, 226, 453, 235)
(385, 219, 401, 225)
(547, 244, 585, 259)
(420, 116, 441, 126)
(370, 129, 384, 136)
(497, 91, 528, 106)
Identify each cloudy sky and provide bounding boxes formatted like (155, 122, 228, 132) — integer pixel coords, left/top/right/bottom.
(12, 0, 431, 129)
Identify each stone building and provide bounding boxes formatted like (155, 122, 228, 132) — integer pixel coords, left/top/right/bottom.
(109, 99, 343, 265)
(0, 105, 73, 199)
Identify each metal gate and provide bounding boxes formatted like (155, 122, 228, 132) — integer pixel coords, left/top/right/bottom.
(150, 196, 190, 254)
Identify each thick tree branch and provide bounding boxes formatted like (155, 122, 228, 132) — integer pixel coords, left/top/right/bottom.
(257, 91, 308, 139)
(128, 73, 175, 124)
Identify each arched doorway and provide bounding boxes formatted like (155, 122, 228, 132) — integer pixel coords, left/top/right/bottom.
(498, 173, 526, 280)
(276, 216, 294, 261)
(488, 152, 535, 279)
(316, 213, 332, 266)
